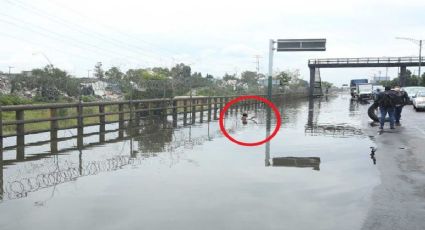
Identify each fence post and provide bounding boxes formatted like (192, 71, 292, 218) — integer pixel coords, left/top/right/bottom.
(213, 97, 218, 120)
(50, 108, 58, 153)
(16, 109, 25, 160)
(99, 104, 105, 142)
(191, 98, 196, 124)
(77, 99, 84, 149)
(172, 99, 178, 127)
(183, 99, 188, 125)
(118, 104, 124, 138)
(199, 98, 204, 123)
(207, 97, 212, 122)
(220, 97, 224, 115)
(118, 104, 124, 129)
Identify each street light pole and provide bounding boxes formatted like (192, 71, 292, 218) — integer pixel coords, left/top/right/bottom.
(396, 37, 424, 80)
(32, 52, 53, 68)
(267, 39, 275, 101)
(419, 40, 422, 79)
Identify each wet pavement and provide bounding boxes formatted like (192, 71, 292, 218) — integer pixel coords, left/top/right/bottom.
(0, 93, 408, 230)
(361, 103, 425, 230)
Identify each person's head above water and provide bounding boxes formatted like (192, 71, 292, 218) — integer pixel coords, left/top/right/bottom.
(242, 113, 248, 117)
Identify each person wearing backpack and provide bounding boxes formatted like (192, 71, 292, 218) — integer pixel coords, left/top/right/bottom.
(393, 86, 409, 126)
(377, 86, 396, 130)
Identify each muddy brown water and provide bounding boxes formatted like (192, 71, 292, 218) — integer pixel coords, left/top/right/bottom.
(0, 94, 379, 230)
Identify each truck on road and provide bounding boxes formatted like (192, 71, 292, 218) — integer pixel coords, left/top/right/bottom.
(350, 79, 368, 98)
(356, 83, 373, 100)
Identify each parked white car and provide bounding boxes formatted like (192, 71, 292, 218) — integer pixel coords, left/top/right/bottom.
(412, 91, 425, 111)
(401, 86, 425, 104)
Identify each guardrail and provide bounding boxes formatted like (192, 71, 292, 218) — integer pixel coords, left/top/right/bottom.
(308, 56, 424, 65)
(1, 94, 303, 153)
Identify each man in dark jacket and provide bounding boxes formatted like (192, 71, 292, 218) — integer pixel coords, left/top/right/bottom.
(393, 86, 409, 126)
(377, 86, 396, 130)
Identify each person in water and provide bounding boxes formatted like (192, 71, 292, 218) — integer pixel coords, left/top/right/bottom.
(241, 112, 257, 125)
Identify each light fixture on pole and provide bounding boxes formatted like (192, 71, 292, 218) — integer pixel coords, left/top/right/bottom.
(396, 37, 423, 79)
(32, 51, 53, 68)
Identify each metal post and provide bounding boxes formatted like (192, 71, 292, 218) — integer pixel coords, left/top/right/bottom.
(400, 66, 407, 87)
(267, 39, 274, 101)
(419, 40, 422, 79)
(309, 67, 316, 97)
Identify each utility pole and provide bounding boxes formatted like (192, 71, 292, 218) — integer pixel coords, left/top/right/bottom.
(8, 66, 14, 77)
(254, 55, 262, 94)
(254, 55, 262, 74)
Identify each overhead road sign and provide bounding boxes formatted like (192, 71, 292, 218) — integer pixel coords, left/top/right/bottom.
(276, 39, 326, 52)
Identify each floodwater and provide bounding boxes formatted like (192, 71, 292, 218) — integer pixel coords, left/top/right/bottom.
(0, 94, 380, 230)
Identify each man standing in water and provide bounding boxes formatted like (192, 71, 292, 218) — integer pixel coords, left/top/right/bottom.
(377, 86, 396, 130)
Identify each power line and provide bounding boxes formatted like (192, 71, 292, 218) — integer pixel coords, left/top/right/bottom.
(0, 15, 145, 62)
(3, 0, 171, 65)
(47, 0, 179, 58)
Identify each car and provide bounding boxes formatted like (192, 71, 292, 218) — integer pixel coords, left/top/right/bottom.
(412, 91, 425, 111)
(401, 86, 425, 104)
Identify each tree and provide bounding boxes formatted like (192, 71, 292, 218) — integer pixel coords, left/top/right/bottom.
(276, 71, 292, 86)
(240, 71, 259, 86)
(322, 81, 333, 89)
(223, 73, 237, 81)
(206, 74, 214, 80)
(105, 66, 124, 81)
(94, 62, 105, 79)
(170, 63, 192, 95)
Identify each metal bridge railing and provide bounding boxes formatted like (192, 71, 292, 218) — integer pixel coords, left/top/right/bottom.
(308, 56, 424, 65)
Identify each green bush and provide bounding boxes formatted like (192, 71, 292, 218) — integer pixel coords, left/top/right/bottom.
(0, 94, 32, 105)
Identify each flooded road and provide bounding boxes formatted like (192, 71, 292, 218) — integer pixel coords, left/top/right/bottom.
(0, 94, 380, 230)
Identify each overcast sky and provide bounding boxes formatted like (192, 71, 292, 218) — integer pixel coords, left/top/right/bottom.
(1, 0, 424, 86)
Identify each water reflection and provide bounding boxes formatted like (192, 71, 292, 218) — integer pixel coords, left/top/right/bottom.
(265, 105, 321, 170)
(265, 141, 321, 170)
(306, 97, 363, 137)
(0, 115, 240, 203)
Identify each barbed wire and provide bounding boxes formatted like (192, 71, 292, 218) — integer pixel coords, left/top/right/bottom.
(2, 155, 142, 201)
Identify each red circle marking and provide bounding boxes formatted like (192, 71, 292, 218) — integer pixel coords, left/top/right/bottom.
(219, 95, 281, 146)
